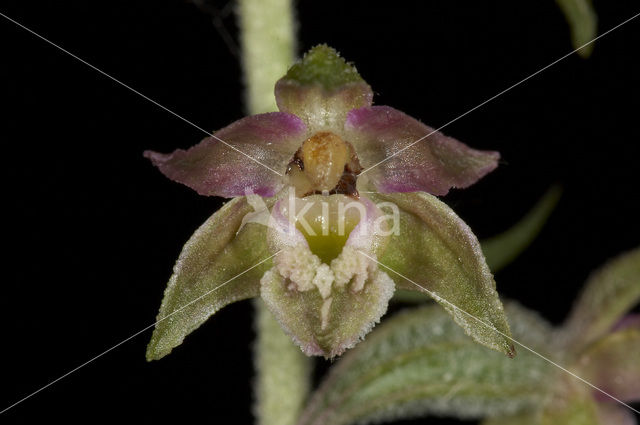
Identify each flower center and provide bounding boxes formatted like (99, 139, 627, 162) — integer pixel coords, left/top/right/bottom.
(286, 132, 362, 197)
(291, 195, 362, 264)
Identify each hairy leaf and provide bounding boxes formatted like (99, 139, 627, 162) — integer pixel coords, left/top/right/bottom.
(482, 395, 606, 425)
(482, 413, 540, 425)
(146, 197, 273, 360)
(297, 303, 555, 425)
(370, 192, 515, 356)
(561, 248, 640, 352)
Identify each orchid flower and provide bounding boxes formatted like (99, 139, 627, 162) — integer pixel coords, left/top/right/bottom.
(144, 45, 514, 360)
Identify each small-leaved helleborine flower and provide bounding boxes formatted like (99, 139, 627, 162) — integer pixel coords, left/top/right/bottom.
(144, 45, 515, 360)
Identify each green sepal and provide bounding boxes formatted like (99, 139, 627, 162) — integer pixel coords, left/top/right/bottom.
(370, 192, 515, 357)
(282, 44, 365, 91)
(146, 197, 274, 361)
(394, 186, 562, 304)
(275, 45, 373, 130)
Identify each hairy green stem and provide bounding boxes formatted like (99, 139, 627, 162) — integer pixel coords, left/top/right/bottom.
(236, 1, 310, 425)
(237, 0, 296, 114)
(253, 299, 311, 425)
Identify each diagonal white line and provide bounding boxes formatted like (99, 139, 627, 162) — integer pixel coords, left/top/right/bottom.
(358, 250, 640, 415)
(0, 11, 283, 177)
(0, 250, 281, 415)
(360, 11, 640, 176)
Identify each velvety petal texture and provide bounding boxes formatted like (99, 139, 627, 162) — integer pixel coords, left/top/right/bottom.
(369, 192, 515, 356)
(345, 106, 500, 195)
(145, 112, 307, 197)
(260, 265, 395, 358)
(146, 197, 273, 360)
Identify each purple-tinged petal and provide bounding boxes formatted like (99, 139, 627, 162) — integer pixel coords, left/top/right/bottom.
(576, 324, 640, 403)
(145, 112, 307, 198)
(345, 106, 499, 195)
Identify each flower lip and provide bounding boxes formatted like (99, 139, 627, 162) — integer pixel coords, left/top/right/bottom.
(269, 193, 362, 263)
(268, 191, 389, 265)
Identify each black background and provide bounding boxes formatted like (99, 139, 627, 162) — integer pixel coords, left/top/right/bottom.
(2, 1, 639, 424)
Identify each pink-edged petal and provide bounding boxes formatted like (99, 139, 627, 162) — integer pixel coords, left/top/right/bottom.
(145, 112, 307, 198)
(345, 106, 500, 195)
